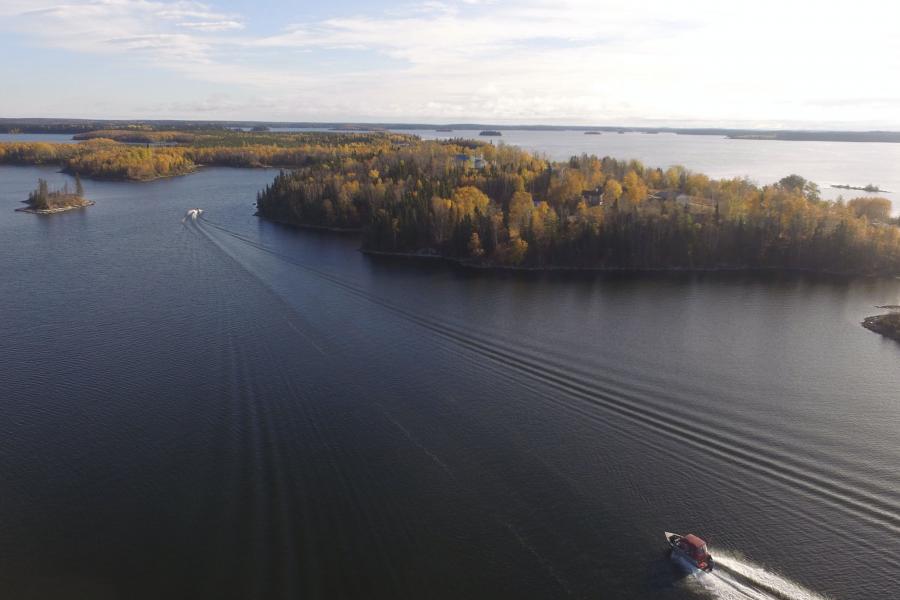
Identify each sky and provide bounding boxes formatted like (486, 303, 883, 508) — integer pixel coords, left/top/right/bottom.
(2, 0, 899, 128)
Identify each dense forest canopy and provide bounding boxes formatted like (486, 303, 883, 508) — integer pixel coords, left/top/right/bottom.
(3, 128, 899, 274)
(0, 131, 414, 180)
(255, 138, 900, 275)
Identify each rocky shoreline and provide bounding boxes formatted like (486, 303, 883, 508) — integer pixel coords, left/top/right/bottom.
(16, 200, 95, 214)
(862, 309, 900, 343)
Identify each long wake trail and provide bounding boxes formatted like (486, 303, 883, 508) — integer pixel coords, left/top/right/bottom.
(200, 216, 900, 534)
(193, 215, 900, 578)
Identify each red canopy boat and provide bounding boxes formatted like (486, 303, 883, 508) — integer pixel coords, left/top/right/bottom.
(665, 531, 715, 572)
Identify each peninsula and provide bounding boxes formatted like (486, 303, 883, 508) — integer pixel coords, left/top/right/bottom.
(17, 177, 93, 214)
(863, 309, 900, 343)
(255, 137, 900, 276)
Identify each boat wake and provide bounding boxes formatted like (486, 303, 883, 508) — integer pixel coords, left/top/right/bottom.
(190, 213, 895, 596)
(675, 553, 829, 600)
(714, 554, 830, 600)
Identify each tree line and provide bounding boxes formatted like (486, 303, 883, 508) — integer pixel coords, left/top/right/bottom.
(0, 131, 412, 181)
(256, 140, 900, 275)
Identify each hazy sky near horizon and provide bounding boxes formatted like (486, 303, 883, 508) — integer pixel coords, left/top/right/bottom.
(2, 0, 899, 127)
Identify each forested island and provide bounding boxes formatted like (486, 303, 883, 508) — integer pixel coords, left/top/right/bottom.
(0, 130, 413, 181)
(255, 137, 900, 275)
(17, 177, 93, 214)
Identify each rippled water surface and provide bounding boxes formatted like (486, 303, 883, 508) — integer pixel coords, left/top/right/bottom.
(1, 165, 899, 599)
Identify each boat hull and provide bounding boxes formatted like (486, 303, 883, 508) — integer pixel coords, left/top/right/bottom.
(664, 531, 714, 572)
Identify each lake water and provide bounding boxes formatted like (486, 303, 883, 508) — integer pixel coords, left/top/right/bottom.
(0, 133, 79, 144)
(1, 164, 899, 600)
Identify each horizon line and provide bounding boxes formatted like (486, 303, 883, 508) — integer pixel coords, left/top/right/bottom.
(2, 117, 900, 135)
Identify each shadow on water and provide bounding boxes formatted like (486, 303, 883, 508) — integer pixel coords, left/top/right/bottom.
(361, 249, 870, 288)
(647, 550, 693, 592)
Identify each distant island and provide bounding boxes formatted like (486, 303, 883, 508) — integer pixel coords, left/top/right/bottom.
(4, 119, 900, 143)
(832, 183, 889, 193)
(863, 308, 900, 342)
(436, 128, 454, 132)
(479, 130, 502, 136)
(17, 177, 93, 214)
(584, 131, 602, 135)
(255, 137, 900, 276)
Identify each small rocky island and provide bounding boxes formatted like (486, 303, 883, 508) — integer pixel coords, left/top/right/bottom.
(17, 177, 94, 214)
(863, 307, 900, 343)
(832, 183, 889, 193)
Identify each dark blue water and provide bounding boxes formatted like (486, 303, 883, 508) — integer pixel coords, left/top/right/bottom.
(1, 165, 899, 599)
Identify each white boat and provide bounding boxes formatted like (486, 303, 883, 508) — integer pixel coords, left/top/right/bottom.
(665, 531, 714, 572)
(182, 208, 203, 222)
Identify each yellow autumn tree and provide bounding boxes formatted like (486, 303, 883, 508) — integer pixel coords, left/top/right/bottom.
(451, 186, 490, 219)
(508, 190, 533, 236)
(603, 179, 623, 203)
(622, 170, 648, 207)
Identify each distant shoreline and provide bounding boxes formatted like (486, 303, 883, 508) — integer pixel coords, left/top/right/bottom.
(831, 184, 890, 194)
(5, 119, 900, 144)
(61, 167, 198, 183)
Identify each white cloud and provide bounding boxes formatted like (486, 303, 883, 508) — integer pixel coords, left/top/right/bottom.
(3, 1, 242, 64)
(1, 0, 899, 126)
(177, 20, 245, 32)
